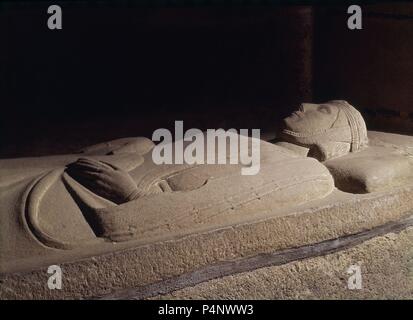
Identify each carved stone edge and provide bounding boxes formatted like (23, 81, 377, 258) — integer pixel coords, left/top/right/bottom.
(1, 186, 413, 299)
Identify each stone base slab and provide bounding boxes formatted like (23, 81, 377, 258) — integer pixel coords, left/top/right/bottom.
(1, 186, 413, 299)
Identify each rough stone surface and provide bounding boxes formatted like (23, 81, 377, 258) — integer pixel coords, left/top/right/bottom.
(1, 189, 413, 299)
(154, 227, 413, 300)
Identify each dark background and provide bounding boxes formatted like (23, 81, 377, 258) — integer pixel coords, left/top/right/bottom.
(1, 1, 413, 158)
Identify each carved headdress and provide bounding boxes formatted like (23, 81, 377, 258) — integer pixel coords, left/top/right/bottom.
(336, 100, 368, 152)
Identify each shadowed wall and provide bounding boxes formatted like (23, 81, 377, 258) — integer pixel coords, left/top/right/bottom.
(314, 2, 413, 134)
(1, 4, 313, 157)
(2, 2, 413, 158)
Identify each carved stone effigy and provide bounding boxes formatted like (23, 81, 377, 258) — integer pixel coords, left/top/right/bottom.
(1, 101, 412, 299)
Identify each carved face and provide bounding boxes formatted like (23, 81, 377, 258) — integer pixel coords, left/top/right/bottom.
(281, 100, 368, 161)
(284, 103, 341, 134)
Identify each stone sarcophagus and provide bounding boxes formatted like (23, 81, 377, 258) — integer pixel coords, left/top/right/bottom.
(1, 101, 412, 299)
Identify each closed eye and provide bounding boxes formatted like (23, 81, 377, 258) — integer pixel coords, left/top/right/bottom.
(318, 105, 332, 114)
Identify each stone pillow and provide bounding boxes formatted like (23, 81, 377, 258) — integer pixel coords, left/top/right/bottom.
(324, 146, 413, 194)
